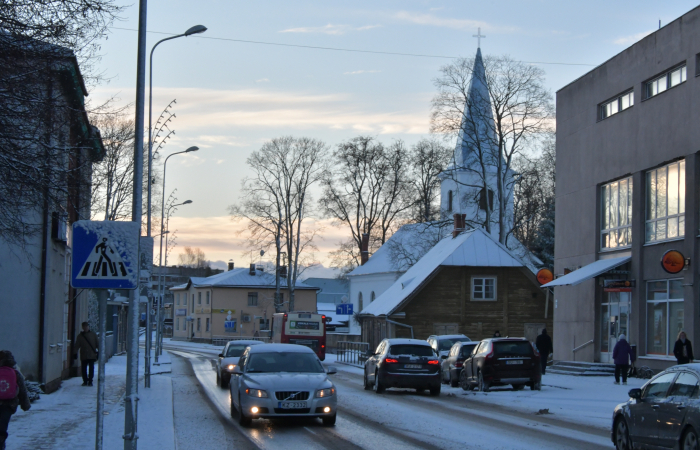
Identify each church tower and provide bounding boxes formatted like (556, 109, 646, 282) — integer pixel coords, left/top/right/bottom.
(440, 36, 513, 242)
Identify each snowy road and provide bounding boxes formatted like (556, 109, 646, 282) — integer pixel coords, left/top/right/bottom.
(166, 343, 613, 450)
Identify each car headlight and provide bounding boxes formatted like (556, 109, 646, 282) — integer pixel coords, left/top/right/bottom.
(245, 388, 268, 398)
(315, 388, 335, 398)
(227, 364, 235, 371)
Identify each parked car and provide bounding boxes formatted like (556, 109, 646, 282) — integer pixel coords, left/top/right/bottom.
(459, 338, 541, 392)
(427, 334, 471, 359)
(612, 364, 700, 450)
(229, 343, 338, 426)
(364, 338, 441, 396)
(441, 341, 479, 387)
(216, 340, 265, 388)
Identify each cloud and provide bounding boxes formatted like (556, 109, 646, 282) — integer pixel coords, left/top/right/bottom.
(613, 30, 654, 46)
(343, 70, 381, 75)
(216, 159, 225, 165)
(279, 23, 380, 35)
(256, 78, 269, 83)
(393, 11, 517, 33)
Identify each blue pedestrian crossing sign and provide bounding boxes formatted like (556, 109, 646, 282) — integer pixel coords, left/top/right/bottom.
(71, 221, 140, 289)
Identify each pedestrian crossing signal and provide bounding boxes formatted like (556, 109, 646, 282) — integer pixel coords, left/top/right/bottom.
(76, 237, 129, 280)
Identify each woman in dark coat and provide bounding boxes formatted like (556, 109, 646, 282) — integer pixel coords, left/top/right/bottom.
(612, 334, 634, 385)
(0, 351, 31, 450)
(674, 331, 694, 364)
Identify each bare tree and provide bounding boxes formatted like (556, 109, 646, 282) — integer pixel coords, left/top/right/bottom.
(409, 138, 453, 223)
(178, 246, 208, 269)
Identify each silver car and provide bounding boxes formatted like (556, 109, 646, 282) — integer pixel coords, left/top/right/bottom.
(229, 343, 338, 426)
(217, 340, 265, 388)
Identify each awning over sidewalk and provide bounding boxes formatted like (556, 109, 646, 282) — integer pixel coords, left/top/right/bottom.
(541, 256, 631, 287)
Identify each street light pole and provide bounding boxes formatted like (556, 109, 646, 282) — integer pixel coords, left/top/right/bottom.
(155, 148, 198, 363)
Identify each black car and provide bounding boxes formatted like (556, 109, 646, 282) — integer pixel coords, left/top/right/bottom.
(612, 364, 700, 450)
(441, 341, 478, 387)
(460, 338, 541, 392)
(363, 338, 441, 396)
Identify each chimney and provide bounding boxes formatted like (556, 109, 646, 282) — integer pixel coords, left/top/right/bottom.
(249, 263, 256, 275)
(228, 260, 234, 271)
(453, 213, 466, 238)
(360, 233, 370, 265)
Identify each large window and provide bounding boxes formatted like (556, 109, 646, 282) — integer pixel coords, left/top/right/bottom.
(646, 160, 685, 242)
(646, 279, 684, 356)
(472, 277, 496, 301)
(599, 90, 633, 120)
(645, 65, 686, 99)
(248, 292, 258, 306)
(601, 177, 633, 249)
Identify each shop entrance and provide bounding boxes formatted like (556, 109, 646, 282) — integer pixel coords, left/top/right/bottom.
(600, 291, 630, 363)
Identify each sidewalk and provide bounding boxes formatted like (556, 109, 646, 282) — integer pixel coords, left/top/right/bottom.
(6, 350, 174, 450)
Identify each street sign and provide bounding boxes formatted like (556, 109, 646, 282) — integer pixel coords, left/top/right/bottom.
(336, 304, 353, 315)
(71, 221, 139, 289)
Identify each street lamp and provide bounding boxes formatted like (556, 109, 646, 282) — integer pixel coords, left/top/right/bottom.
(154, 147, 198, 364)
(147, 25, 207, 237)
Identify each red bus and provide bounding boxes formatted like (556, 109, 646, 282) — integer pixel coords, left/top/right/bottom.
(270, 312, 327, 361)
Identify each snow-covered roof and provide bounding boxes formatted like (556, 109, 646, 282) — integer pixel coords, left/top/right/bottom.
(360, 228, 531, 316)
(303, 278, 348, 294)
(168, 268, 317, 290)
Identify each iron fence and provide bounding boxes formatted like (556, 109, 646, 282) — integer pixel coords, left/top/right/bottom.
(336, 341, 370, 367)
(212, 336, 271, 347)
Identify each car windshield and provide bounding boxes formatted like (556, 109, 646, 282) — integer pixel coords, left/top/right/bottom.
(225, 345, 251, 357)
(246, 352, 324, 373)
(438, 338, 469, 351)
(389, 345, 434, 357)
(493, 341, 533, 357)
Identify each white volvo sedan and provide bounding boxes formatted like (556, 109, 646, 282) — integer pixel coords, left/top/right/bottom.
(229, 344, 338, 426)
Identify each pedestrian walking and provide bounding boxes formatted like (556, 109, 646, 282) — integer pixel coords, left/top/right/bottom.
(612, 334, 634, 385)
(493, 330, 501, 338)
(0, 351, 31, 450)
(674, 331, 694, 365)
(535, 328, 553, 375)
(74, 321, 98, 386)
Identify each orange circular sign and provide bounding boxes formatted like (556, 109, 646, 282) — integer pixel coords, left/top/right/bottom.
(536, 268, 554, 285)
(661, 250, 685, 274)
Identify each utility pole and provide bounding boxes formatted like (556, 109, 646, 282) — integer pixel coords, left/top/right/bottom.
(274, 233, 281, 313)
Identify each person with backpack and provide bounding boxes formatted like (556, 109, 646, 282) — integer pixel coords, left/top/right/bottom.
(74, 321, 99, 386)
(0, 350, 31, 450)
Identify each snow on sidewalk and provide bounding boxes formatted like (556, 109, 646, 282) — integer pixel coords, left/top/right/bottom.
(6, 350, 174, 450)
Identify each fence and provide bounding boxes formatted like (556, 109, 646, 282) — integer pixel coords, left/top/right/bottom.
(336, 341, 370, 367)
(211, 336, 271, 347)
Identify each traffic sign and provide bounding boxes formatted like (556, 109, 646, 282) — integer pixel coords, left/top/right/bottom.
(71, 221, 139, 289)
(336, 304, 353, 315)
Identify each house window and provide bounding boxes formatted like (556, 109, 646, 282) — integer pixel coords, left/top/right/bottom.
(646, 279, 684, 356)
(645, 64, 686, 99)
(176, 293, 180, 306)
(601, 177, 633, 250)
(248, 292, 258, 306)
(599, 90, 633, 120)
(176, 318, 180, 331)
(358, 292, 363, 312)
(206, 292, 210, 305)
(183, 294, 187, 306)
(197, 318, 201, 332)
(646, 160, 685, 242)
(206, 318, 210, 332)
(371, 291, 375, 302)
(191, 295, 194, 313)
(198, 292, 202, 305)
(448, 190, 453, 212)
(471, 277, 496, 301)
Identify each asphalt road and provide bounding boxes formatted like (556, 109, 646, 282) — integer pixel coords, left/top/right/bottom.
(164, 343, 612, 450)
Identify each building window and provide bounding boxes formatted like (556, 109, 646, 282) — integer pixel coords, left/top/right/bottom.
(206, 292, 210, 305)
(645, 64, 686, 99)
(183, 294, 187, 306)
(191, 295, 194, 313)
(601, 177, 633, 249)
(248, 292, 258, 306)
(358, 292, 363, 312)
(197, 318, 201, 332)
(599, 90, 633, 120)
(472, 277, 496, 301)
(198, 292, 202, 305)
(646, 279, 684, 356)
(176, 293, 180, 306)
(206, 318, 210, 332)
(646, 160, 685, 242)
(176, 318, 179, 331)
(478, 188, 494, 211)
(370, 291, 375, 302)
(448, 190, 453, 212)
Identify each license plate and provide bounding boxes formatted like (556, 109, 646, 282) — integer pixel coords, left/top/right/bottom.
(278, 401, 307, 409)
(506, 360, 523, 365)
(404, 364, 422, 369)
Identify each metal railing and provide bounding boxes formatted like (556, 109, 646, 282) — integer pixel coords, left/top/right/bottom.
(211, 335, 271, 347)
(336, 341, 370, 367)
(572, 339, 594, 353)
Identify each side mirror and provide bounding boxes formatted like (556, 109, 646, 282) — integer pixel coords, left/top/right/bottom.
(231, 365, 243, 374)
(326, 366, 337, 375)
(440, 355, 447, 360)
(218, 353, 224, 358)
(628, 388, 642, 400)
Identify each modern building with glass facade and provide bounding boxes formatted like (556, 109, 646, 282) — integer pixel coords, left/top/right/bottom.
(548, 6, 700, 370)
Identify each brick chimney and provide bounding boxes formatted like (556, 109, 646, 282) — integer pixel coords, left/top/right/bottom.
(249, 263, 256, 275)
(228, 260, 234, 271)
(453, 213, 466, 238)
(360, 233, 370, 265)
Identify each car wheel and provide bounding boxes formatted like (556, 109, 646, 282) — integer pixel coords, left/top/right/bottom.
(531, 380, 542, 391)
(682, 426, 699, 450)
(512, 384, 525, 391)
(477, 371, 490, 392)
(363, 370, 372, 390)
(374, 373, 385, 394)
(614, 417, 632, 450)
(429, 385, 440, 396)
(322, 413, 337, 426)
(459, 370, 470, 391)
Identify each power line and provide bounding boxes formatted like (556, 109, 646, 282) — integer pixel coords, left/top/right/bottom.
(110, 27, 597, 67)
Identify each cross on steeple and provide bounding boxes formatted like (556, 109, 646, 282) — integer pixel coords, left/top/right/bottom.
(473, 27, 485, 48)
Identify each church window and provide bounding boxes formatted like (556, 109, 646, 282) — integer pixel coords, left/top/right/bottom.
(478, 188, 494, 211)
(599, 90, 633, 120)
(371, 291, 376, 302)
(448, 190, 453, 212)
(358, 292, 363, 311)
(471, 277, 496, 301)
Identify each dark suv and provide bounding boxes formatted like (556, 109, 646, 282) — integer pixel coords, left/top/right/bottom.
(459, 338, 541, 392)
(363, 338, 441, 396)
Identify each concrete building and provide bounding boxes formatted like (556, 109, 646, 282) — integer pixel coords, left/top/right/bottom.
(548, 6, 700, 370)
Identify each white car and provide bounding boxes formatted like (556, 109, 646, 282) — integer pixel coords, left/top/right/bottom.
(229, 344, 338, 426)
(427, 334, 471, 359)
(216, 340, 265, 388)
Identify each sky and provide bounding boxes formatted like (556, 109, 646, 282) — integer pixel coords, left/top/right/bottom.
(90, 0, 700, 273)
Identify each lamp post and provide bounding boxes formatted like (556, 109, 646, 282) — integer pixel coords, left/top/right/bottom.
(147, 24, 206, 237)
(154, 147, 198, 363)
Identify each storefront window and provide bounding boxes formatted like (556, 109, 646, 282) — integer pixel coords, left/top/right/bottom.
(646, 279, 684, 356)
(646, 160, 685, 242)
